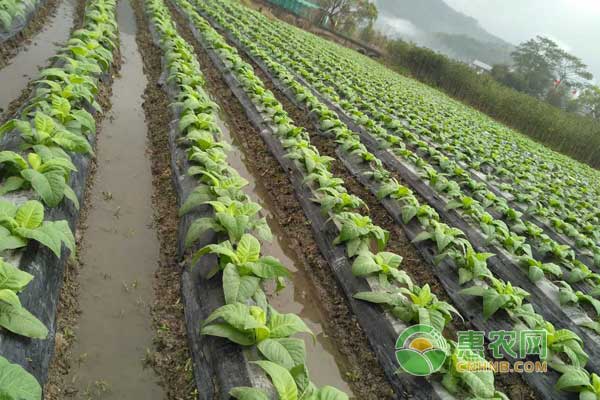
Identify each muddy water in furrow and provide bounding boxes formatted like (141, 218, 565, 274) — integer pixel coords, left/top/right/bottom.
(0, 0, 76, 115)
(214, 111, 356, 395)
(66, 1, 164, 398)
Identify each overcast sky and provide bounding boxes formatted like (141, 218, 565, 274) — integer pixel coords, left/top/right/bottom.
(443, 0, 600, 82)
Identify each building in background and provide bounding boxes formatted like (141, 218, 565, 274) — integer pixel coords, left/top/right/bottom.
(470, 59, 492, 74)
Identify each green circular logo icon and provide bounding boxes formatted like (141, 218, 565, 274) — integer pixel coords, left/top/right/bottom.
(395, 324, 448, 376)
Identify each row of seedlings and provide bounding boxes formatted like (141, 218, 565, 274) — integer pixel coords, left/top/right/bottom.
(144, 0, 350, 398)
(170, 0, 515, 398)
(206, 0, 600, 346)
(222, 4, 600, 274)
(0, 0, 117, 395)
(178, 0, 600, 398)
(243, 12, 600, 252)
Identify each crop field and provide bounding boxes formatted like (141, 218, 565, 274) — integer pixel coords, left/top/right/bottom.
(0, 0, 599, 399)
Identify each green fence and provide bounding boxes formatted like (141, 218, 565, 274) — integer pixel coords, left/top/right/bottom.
(266, 0, 320, 18)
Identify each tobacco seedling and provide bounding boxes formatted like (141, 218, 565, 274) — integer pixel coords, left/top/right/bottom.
(332, 212, 389, 257)
(0, 150, 78, 208)
(193, 234, 289, 303)
(184, 199, 272, 245)
(201, 303, 312, 346)
(461, 278, 530, 320)
(351, 251, 412, 288)
(0, 199, 75, 257)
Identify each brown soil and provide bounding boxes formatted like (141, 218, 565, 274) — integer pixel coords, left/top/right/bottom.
(44, 8, 122, 398)
(131, 0, 196, 398)
(0, 0, 62, 69)
(167, 2, 395, 399)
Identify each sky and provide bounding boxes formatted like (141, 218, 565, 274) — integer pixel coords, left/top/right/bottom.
(443, 0, 600, 83)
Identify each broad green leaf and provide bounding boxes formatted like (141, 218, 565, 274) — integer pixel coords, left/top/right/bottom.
(268, 308, 313, 338)
(0, 260, 33, 291)
(0, 301, 48, 339)
(0, 355, 42, 400)
(257, 338, 306, 370)
(229, 387, 269, 400)
(555, 367, 591, 392)
(236, 234, 260, 263)
(200, 323, 254, 346)
(252, 360, 298, 400)
(351, 253, 380, 277)
(15, 201, 44, 230)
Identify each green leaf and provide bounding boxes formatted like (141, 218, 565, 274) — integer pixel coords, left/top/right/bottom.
(351, 253, 380, 277)
(482, 291, 510, 319)
(15, 201, 44, 229)
(229, 387, 269, 400)
(237, 234, 260, 263)
(0, 355, 42, 400)
(252, 360, 298, 400)
(311, 386, 349, 400)
(0, 301, 48, 339)
(0, 260, 33, 292)
(249, 256, 290, 279)
(268, 308, 313, 339)
(185, 218, 216, 248)
(353, 291, 394, 304)
(0, 176, 26, 195)
(0, 234, 28, 253)
(200, 323, 255, 346)
(62, 184, 80, 209)
(460, 369, 496, 398)
(15, 224, 62, 257)
(257, 338, 306, 370)
(555, 367, 591, 392)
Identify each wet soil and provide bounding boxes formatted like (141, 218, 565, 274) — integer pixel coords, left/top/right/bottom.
(0, 0, 64, 69)
(131, 0, 196, 398)
(212, 78, 355, 394)
(167, 2, 395, 399)
(57, 1, 165, 398)
(0, 0, 86, 126)
(42, 0, 119, 397)
(0, 0, 77, 116)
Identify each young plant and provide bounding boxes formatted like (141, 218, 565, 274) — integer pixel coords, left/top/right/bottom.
(442, 342, 508, 400)
(1, 112, 92, 154)
(354, 284, 461, 332)
(0, 199, 74, 257)
(332, 212, 389, 257)
(0, 258, 48, 339)
(230, 362, 348, 400)
(193, 234, 289, 303)
(518, 256, 562, 282)
(0, 150, 79, 208)
(201, 302, 312, 346)
(461, 278, 530, 320)
(351, 250, 412, 288)
(184, 198, 272, 245)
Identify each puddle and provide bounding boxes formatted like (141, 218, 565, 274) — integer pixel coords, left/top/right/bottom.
(215, 111, 356, 395)
(0, 0, 76, 116)
(66, 0, 164, 398)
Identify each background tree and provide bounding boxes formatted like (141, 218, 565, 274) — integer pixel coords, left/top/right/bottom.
(575, 86, 600, 120)
(510, 36, 593, 100)
(318, 0, 377, 32)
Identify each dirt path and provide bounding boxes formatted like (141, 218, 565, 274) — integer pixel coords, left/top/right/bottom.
(59, 0, 165, 398)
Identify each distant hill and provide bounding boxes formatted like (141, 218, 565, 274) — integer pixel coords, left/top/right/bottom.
(374, 0, 514, 65)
